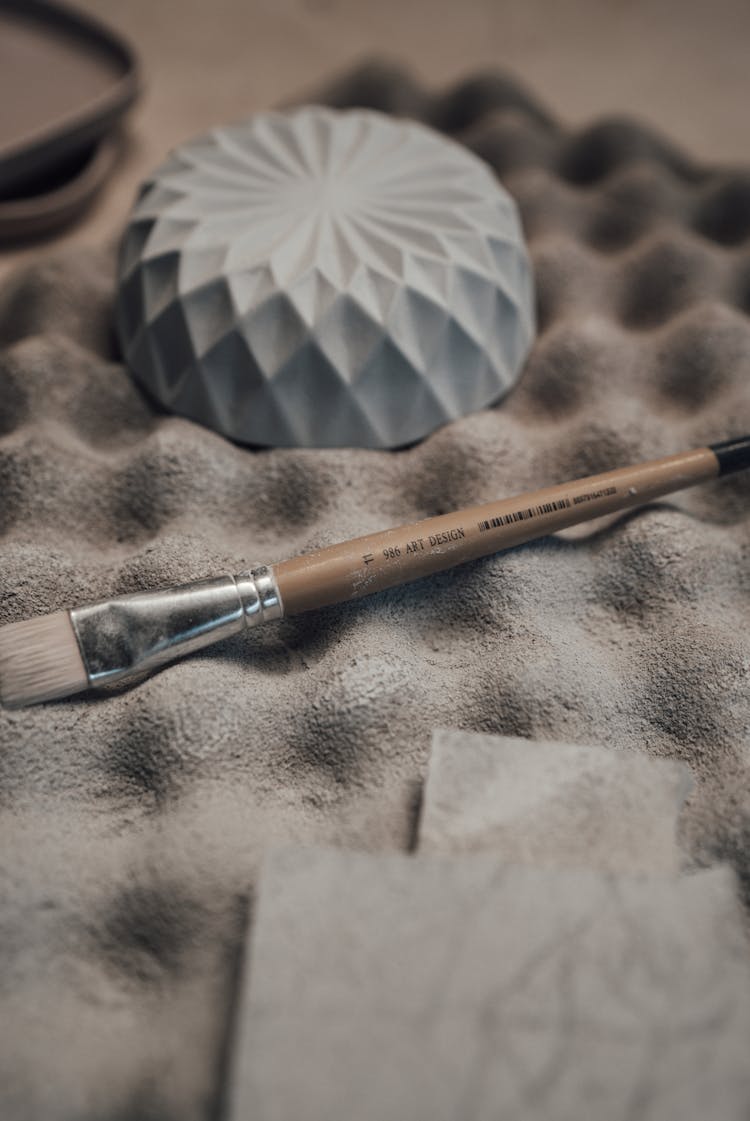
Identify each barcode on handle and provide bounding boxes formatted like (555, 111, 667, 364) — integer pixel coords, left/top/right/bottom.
(478, 497, 572, 533)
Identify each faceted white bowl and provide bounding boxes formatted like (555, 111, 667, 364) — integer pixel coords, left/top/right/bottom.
(116, 107, 535, 448)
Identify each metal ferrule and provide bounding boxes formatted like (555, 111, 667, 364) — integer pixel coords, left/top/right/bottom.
(70, 566, 283, 688)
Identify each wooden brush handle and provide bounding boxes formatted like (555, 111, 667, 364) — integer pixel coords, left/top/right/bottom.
(274, 447, 719, 616)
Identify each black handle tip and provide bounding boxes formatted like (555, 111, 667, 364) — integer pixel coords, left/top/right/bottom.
(709, 436, 750, 476)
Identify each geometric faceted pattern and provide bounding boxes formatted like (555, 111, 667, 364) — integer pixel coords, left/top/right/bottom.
(116, 107, 535, 448)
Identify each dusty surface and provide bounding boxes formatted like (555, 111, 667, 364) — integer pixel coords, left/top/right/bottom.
(0, 46, 749, 1121)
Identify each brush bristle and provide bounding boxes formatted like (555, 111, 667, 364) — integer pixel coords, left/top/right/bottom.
(0, 611, 89, 707)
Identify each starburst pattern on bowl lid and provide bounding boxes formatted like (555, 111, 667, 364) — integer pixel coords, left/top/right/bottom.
(117, 107, 535, 448)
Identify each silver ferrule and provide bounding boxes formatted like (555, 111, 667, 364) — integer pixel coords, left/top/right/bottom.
(70, 566, 283, 688)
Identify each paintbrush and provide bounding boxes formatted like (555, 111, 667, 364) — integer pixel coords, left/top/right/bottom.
(1, 436, 748, 707)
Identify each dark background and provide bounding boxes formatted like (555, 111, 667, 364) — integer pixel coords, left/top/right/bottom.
(1, 0, 748, 279)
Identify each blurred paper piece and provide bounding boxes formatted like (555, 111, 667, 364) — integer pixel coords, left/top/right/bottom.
(229, 848, 750, 1121)
(419, 729, 691, 873)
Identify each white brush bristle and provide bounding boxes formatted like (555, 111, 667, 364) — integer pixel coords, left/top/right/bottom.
(0, 611, 89, 707)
